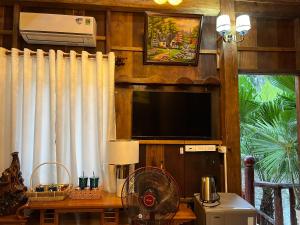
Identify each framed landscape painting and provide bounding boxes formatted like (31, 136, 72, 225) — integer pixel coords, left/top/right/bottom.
(144, 12, 203, 66)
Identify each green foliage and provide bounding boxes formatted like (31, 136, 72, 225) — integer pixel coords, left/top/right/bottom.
(239, 75, 300, 206)
(260, 80, 282, 102)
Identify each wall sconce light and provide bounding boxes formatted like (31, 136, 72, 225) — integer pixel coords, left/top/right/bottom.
(154, 0, 183, 6)
(216, 14, 251, 43)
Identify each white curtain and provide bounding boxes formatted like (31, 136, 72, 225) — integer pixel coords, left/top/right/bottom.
(0, 48, 116, 192)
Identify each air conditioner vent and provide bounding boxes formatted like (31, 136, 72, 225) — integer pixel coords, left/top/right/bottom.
(19, 12, 97, 47)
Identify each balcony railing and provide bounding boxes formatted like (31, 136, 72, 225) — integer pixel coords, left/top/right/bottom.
(244, 156, 299, 225)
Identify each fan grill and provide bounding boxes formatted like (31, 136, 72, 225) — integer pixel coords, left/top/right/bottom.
(121, 167, 180, 225)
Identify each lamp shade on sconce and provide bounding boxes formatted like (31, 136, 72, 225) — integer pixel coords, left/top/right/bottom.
(216, 15, 231, 35)
(154, 0, 168, 4)
(107, 140, 139, 165)
(236, 15, 251, 35)
(168, 0, 183, 5)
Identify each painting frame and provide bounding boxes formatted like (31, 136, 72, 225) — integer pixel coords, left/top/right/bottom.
(144, 12, 203, 66)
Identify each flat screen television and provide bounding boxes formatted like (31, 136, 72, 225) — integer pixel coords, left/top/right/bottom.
(132, 91, 212, 140)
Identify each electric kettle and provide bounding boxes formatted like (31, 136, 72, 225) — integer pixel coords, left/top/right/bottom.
(200, 176, 220, 203)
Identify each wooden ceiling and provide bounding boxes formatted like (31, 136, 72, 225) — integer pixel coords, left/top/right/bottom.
(0, 0, 220, 16)
(235, 0, 300, 17)
(2, 0, 300, 18)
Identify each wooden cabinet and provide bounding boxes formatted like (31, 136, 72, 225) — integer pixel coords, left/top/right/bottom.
(137, 141, 223, 198)
(0, 215, 27, 225)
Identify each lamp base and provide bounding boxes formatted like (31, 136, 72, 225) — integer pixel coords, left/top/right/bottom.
(116, 165, 129, 197)
(116, 178, 126, 197)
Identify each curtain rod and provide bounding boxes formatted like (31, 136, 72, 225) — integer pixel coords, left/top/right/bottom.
(4, 50, 109, 59)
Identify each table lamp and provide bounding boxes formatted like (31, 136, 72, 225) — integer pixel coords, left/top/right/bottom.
(107, 140, 139, 197)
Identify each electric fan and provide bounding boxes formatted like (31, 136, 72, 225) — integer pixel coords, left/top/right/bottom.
(121, 167, 180, 225)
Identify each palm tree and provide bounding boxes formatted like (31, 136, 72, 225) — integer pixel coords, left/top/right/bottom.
(239, 75, 300, 220)
(239, 76, 275, 218)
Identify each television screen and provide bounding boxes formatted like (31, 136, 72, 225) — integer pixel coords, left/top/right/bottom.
(132, 91, 211, 139)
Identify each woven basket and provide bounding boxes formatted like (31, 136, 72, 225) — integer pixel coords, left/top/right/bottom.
(69, 188, 102, 200)
(26, 162, 71, 201)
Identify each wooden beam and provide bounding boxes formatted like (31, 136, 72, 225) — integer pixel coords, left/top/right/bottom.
(138, 139, 223, 145)
(105, 10, 111, 53)
(235, 1, 300, 18)
(239, 69, 300, 74)
(295, 19, 300, 71)
(236, 0, 300, 4)
(274, 187, 284, 225)
(96, 36, 106, 41)
(111, 46, 143, 52)
(111, 46, 218, 55)
(219, 0, 241, 194)
(0, 0, 220, 16)
(0, 7, 4, 47)
(238, 46, 296, 52)
(12, 3, 20, 48)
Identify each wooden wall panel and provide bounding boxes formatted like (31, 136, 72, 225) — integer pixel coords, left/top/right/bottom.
(219, 0, 241, 194)
(3, 6, 12, 30)
(198, 54, 218, 78)
(257, 18, 278, 47)
(278, 52, 296, 70)
(257, 52, 279, 70)
(277, 19, 294, 47)
(1, 0, 220, 16)
(211, 88, 221, 139)
(164, 145, 185, 196)
(200, 16, 217, 50)
(146, 144, 164, 167)
(235, 1, 300, 18)
(238, 17, 258, 70)
(132, 13, 144, 47)
(238, 17, 298, 73)
(296, 19, 300, 71)
(111, 12, 218, 82)
(86, 10, 106, 36)
(0, 6, 4, 46)
(111, 12, 133, 47)
(115, 86, 132, 139)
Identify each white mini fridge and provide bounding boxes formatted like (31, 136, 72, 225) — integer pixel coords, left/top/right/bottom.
(194, 193, 257, 225)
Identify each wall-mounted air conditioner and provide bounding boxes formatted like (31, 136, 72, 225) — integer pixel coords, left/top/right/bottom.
(19, 12, 97, 47)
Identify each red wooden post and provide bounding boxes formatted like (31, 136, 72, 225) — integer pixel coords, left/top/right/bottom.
(244, 156, 255, 206)
(274, 187, 284, 225)
(289, 188, 297, 225)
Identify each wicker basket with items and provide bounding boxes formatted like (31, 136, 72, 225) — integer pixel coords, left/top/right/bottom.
(69, 171, 102, 199)
(26, 162, 71, 201)
(69, 187, 102, 199)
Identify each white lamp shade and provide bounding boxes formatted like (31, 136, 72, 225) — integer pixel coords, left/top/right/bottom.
(168, 0, 183, 5)
(236, 14, 251, 35)
(154, 0, 168, 4)
(216, 15, 231, 34)
(107, 140, 139, 165)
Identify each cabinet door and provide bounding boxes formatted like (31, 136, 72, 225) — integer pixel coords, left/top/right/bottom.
(164, 145, 185, 197)
(184, 151, 221, 197)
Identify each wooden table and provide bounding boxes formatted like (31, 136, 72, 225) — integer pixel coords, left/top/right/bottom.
(17, 191, 196, 225)
(0, 215, 27, 225)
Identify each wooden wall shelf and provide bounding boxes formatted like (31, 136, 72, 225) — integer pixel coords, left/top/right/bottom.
(115, 75, 220, 86)
(0, 29, 12, 35)
(238, 46, 296, 52)
(238, 69, 300, 74)
(111, 46, 218, 55)
(138, 139, 222, 145)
